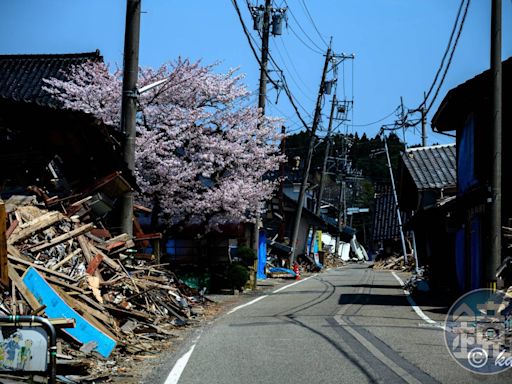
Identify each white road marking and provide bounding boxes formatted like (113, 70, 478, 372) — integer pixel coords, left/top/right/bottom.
(272, 274, 317, 293)
(164, 344, 196, 384)
(334, 315, 424, 384)
(391, 271, 446, 330)
(164, 273, 320, 382)
(226, 295, 268, 314)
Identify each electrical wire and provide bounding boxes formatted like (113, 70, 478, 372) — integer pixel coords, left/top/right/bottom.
(270, 39, 316, 103)
(244, 1, 314, 118)
(418, 0, 468, 110)
(298, 0, 329, 47)
(231, 0, 310, 130)
(351, 106, 401, 127)
(425, 0, 470, 114)
(283, 0, 326, 54)
(288, 24, 325, 55)
(276, 38, 316, 100)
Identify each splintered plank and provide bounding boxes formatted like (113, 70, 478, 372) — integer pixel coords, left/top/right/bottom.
(8, 211, 64, 244)
(29, 223, 94, 252)
(8, 264, 41, 310)
(87, 243, 122, 272)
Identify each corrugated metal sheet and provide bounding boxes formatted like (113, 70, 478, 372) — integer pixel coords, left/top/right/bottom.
(0, 51, 102, 107)
(402, 144, 456, 191)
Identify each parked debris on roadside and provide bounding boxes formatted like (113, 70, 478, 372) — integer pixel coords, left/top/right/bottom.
(403, 267, 430, 293)
(1, 197, 209, 383)
(371, 253, 416, 272)
(322, 252, 345, 269)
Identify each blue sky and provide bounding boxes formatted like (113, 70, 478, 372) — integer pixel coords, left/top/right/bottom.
(1, 0, 511, 145)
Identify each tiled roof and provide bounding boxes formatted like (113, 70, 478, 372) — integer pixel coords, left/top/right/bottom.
(0, 51, 102, 107)
(402, 144, 456, 190)
(372, 184, 400, 242)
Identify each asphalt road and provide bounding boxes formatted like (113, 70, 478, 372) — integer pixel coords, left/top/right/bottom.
(152, 265, 512, 384)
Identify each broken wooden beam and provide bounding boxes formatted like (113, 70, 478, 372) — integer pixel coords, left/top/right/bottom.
(8, 211, 64, 244)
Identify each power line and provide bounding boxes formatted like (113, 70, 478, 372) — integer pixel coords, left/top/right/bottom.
(270, 39, 316, 103)
(231, 0, 310, 130)
(298, 0, 329, 47)
(351, 106, 400, 127)
(283, 0, 325, 54)
(425, 0, 470, 114)
(418, 0, 469, 111)
(275, 38, 316, 100)
(288, 24, 324, 55)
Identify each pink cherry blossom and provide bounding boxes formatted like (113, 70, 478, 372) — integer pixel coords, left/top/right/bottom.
(43, 59, 284, 229)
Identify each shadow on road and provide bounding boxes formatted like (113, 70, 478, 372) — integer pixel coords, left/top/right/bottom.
(339, 293, 409, 306)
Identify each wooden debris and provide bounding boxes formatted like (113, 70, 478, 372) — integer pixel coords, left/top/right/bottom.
(1, 201, 209, 378)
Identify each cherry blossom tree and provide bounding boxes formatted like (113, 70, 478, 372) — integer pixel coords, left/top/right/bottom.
(44, 59, 284, 228)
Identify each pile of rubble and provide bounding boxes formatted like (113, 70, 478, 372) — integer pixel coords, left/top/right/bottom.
(322, 252, 345, 269)
(1, 198, 208, 382)
(372, 254, 416, 272)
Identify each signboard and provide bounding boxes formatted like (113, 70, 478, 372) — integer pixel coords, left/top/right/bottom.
(346, 207, 370, 215)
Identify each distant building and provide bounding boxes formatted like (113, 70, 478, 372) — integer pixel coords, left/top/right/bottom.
(398, 144, 457, 291)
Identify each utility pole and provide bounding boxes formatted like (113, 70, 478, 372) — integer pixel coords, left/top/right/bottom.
(334, 179, 345, 254)
(120, 0, 141, 236)
(489, 0, 502, 289)
(252, 0, 272, 260)
(309, 89, 338, 256)
(383, 133, 408, 263)
(421, 92, 427, 147)
(290, 43, 332, 264)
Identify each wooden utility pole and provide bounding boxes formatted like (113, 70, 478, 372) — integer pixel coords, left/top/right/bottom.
(0, 200, 8, 287)
(489, 0, 502, 289)
(290, 44, 332, 264)
(252, 0, 272, 264)
(120, 0, 141, 236)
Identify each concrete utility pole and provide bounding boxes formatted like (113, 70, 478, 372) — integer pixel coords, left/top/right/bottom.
(290, 43, 332, 264)
(309, 90, 338, 256)
(334, 179, 345, 254)
(421, 92, 427, 147)
(489, 0, 502, 289)
(383, 133, 408, 264)
(120, 0, 141, 236)
(252, 0, 272, 258)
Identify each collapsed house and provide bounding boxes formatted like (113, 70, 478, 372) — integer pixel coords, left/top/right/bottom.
(0, 52, 208, 382)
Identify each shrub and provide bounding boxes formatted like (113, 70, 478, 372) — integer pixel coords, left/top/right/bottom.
(228, 263, 249, 291)
(236, 245, 257, 266)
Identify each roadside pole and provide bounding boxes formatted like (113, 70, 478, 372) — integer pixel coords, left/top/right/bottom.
(120, 0, 141, 236)
(290, 43, 332, 265)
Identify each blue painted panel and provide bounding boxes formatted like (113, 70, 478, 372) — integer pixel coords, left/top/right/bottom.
(257, 230, 267, 279)
(470, 216, 482, 290)
(458, 114, 477, 193)
(22, 268, 116, 358)
(455, 228, 466, 292)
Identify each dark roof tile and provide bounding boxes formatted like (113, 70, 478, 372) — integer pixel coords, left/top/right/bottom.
(372, 184, 400, 242)
(0, 51, 102, 107)
(402, 144, 456, 190)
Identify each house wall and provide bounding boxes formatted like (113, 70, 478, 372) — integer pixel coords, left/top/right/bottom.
(454, 109, 511, 292)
